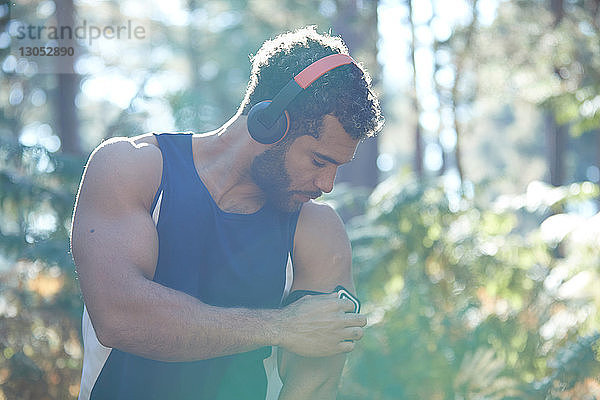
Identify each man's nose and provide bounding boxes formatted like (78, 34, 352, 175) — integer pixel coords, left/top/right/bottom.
(315, 167, 337, 194)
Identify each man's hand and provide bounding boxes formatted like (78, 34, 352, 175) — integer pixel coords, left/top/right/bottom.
(275, 293, 366, 357)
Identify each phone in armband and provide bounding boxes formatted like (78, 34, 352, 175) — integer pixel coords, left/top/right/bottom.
(334, 285, 361, 314)
(282, 285, 361, 313)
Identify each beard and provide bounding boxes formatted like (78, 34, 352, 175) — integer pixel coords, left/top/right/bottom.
(250, 143, 299, 212)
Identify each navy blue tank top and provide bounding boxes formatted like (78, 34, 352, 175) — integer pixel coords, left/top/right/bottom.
(90, 132, 300, 399)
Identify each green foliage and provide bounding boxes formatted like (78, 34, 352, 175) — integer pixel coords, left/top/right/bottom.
(339, 174, 600, 399)
(532, 333, 600, 399)
(0, 261, 84, 399)
(480, 0, 600, 138)
(0, 136, 85, 399)
(0, 136, 84, 267)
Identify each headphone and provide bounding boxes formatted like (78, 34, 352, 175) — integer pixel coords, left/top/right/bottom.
(247, 53, 355, 145)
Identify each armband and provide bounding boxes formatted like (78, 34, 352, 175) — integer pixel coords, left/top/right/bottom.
(281, 285, 361, 313)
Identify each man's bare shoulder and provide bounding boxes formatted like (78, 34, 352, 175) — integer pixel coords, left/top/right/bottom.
(297, 201, 344, 231)
(129, 131, 194, 148)
(83, 135, 163, 211)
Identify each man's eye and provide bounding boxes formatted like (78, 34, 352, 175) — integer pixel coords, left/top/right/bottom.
(312, 159, 326, 168)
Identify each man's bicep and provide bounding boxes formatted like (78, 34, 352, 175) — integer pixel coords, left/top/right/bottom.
(71, 139, 161, 337)
(290, 201, 355, 294)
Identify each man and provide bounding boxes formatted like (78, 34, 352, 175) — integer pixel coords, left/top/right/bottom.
(71, 26, 383, 399)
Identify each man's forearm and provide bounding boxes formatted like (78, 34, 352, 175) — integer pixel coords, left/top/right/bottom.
(85, 270, 364, 362)
(93, 277, 279, 362)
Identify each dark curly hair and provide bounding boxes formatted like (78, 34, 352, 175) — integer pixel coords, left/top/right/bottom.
(239, 26, 384, 142)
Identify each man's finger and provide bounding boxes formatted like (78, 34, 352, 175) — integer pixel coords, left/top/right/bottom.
(343, 327, 364, 341)
(344, 313, 367, 327)
(339, 340, 356, 353)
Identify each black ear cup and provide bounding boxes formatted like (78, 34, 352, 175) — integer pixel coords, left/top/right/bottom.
(247, 101, 290, 145)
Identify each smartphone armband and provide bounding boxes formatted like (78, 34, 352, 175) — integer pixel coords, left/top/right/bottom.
(282, 285, 361, 314)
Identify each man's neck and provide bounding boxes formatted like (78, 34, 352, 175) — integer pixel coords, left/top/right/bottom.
(193, 115, 268, 214)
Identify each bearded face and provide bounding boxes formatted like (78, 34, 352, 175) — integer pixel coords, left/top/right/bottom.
(250, 115, 358, 212)
(250, 142, 302, 212)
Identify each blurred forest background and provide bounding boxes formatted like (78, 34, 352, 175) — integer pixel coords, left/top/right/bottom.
(1, 0, 600, 399)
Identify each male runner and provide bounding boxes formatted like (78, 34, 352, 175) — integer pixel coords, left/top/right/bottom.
(71, 26, 383, 399)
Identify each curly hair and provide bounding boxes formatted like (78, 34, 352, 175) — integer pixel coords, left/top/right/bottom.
(239, 26, 384, 142)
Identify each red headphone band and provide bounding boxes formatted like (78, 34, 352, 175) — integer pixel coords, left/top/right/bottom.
(293, 54, 355, 89)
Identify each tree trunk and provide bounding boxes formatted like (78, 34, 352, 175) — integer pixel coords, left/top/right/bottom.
(593, 0, 600, 30)
(54, 0, 81, 155)
(551, 0, 564, 27)
(408, 0, 424, 178)
(333, 0, 380, 189)
(545, 111, 566, 186)
(433, 37, 447, 177)
(597, 130, 600, 209)
(450, 0, 478, 187)
(547, 0, 567, 187)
